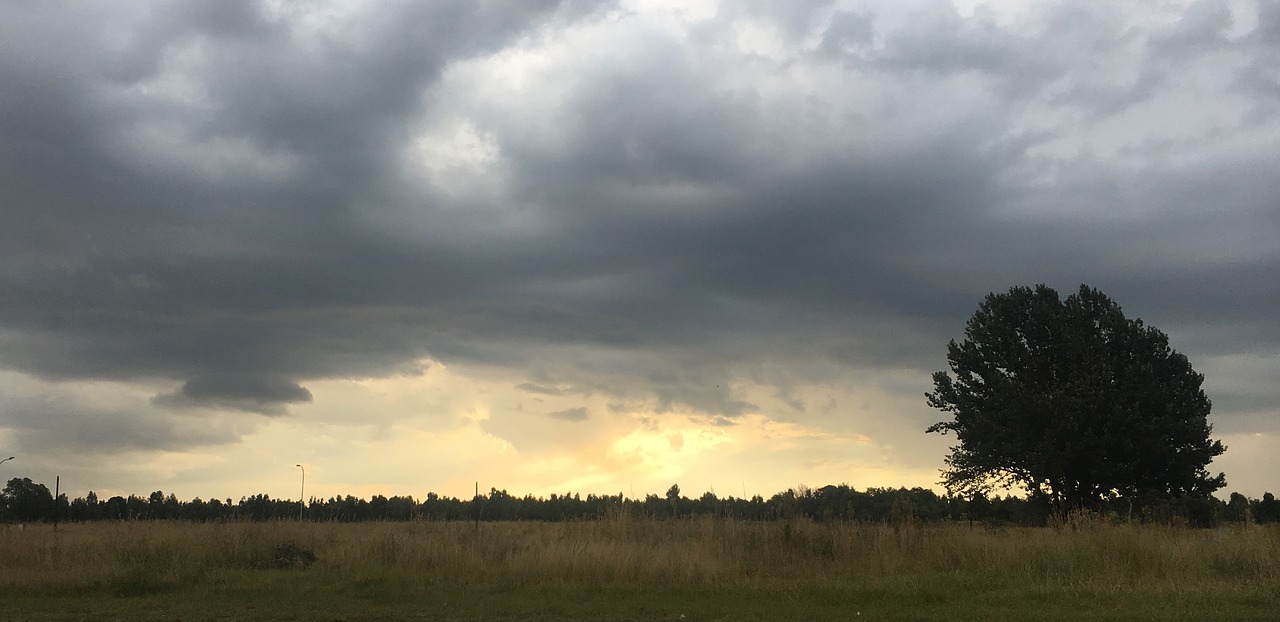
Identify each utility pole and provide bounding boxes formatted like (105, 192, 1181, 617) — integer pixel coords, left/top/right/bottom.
(295, 464, 305, 521)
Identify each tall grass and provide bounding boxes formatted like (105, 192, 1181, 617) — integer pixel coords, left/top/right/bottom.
(2, 518, 1278, 620)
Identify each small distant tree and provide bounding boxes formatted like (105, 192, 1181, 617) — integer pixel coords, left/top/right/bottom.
(146, 490, 166, 519)
(1254, 493, 1280, 524)
(927, 284, 1226, 511)
(104, 496, 128, 520)
(2, 477, 55, 522)
(1225, 492, 1252, 523)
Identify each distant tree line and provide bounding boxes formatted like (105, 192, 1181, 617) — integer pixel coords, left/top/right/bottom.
(4, 478, 1278, 527)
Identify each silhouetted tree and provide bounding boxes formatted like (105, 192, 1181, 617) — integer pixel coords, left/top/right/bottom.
(146, 490, 166, 519)
(125, 495, 147, 519)
(927, 284, 1226, 510)
(1226, 492, 1251, 523)
(103, 496, 127, 520)
(2, 477, 54, 522)
(1253, 493, 1280, 524)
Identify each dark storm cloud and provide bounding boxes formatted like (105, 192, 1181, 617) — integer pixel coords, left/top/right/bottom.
(1, 0, 1276, 434)
(0, 0, 569, 407)
(152, 373, 312, 416)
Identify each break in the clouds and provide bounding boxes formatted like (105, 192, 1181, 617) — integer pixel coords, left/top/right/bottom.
(1, 0, 1277, 498)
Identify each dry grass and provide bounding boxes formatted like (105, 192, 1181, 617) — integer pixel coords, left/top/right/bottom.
(1, 517, 1278, 620)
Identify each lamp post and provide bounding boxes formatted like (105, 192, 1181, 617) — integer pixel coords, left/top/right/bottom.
(0, 456, 13, 467)
(295, 464, 305, 521)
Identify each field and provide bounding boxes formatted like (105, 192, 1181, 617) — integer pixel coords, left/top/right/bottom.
(2, 517, 1278, 621)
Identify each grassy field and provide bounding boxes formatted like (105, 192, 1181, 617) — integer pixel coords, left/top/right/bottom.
(1, 517, 1277, 621)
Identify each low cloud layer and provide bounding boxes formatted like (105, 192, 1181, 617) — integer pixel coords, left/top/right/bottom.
(152, 373, 313, 415)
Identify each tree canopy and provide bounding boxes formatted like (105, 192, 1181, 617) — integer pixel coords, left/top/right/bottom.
(2, 477, 54, 523)
(926, 284, 1226, 509)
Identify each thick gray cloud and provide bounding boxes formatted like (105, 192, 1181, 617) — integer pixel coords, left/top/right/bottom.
(153, 373, 312, 415)
(1, 0, 569, 394)
(1, 0, 1276, 446)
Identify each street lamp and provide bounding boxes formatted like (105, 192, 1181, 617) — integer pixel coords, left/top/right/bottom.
(295, 464, 305, 521)
(0, 457, 13, 467)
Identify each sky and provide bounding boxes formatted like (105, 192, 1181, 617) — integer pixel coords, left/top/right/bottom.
(1, 0, 1277, 504)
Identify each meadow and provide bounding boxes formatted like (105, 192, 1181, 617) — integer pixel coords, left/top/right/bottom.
(2, 517, 1277, 621)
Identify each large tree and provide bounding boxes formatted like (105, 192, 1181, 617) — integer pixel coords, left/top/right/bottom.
(926, 284, 1226, 509)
